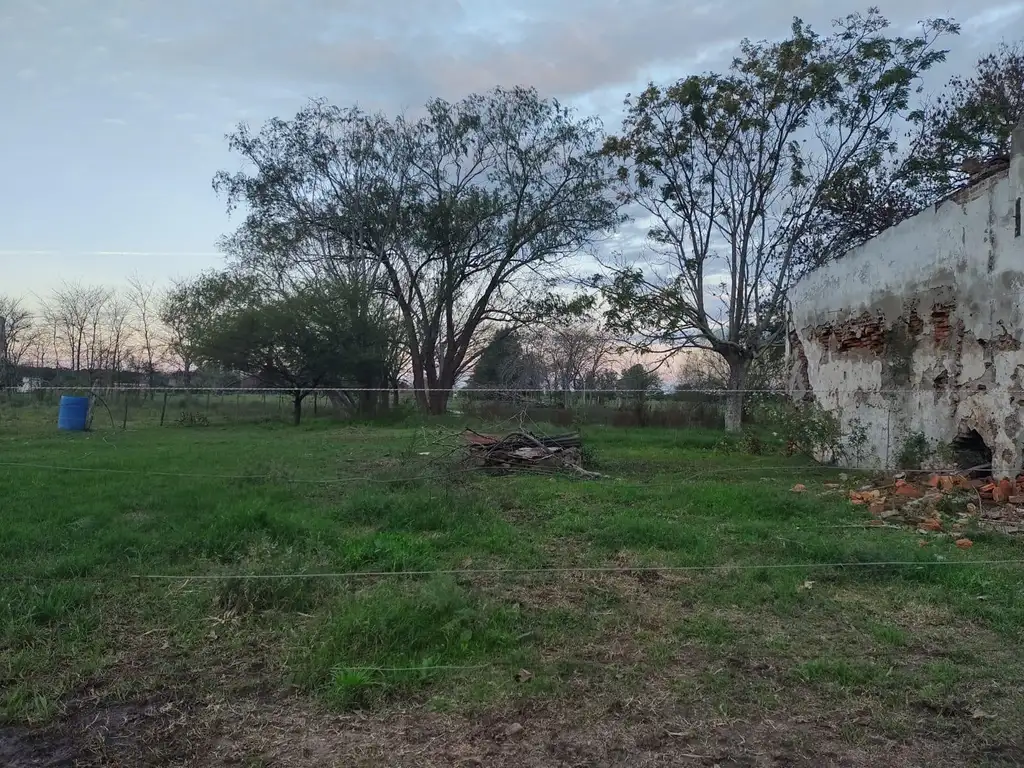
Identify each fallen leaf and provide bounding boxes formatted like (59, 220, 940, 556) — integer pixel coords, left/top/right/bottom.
(791, 484, 807, 493)
(955, 538, 974, 549)
(918, 539, 929, 547)
(971, 708, 995, 720)
(823, 483, 841, 490)
(869, 501, 886, 516)
(938, 475, 956, 493)
(966, 503, 978, 514)
(798, 580, 814, 591)
(516, 669, 534, 683)
(921, 518, 943, 531)
(895, 478, 908, 488)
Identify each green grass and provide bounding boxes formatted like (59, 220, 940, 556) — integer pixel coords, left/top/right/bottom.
(1, 410, 1023, 760)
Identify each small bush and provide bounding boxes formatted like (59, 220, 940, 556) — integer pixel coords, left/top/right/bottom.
(897, 432, 932, 470)
(755, 400, 866, 463)
(175, 411, 210, 427)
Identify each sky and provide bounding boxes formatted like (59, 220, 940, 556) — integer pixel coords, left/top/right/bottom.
(2, 0, 1023, 301)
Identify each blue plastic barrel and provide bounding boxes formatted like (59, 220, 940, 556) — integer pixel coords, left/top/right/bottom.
(57, 395, 90, 431)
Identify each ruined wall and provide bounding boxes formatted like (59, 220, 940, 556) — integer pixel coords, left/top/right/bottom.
(788, 137, 1024, 476)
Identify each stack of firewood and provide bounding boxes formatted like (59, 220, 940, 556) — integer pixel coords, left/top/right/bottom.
(462, 430, 587, 473)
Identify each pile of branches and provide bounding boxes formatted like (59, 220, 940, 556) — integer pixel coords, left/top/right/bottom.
(462, 430, 598, 477)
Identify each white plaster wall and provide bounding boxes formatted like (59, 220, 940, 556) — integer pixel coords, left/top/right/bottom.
(789, 152, 1024, 476)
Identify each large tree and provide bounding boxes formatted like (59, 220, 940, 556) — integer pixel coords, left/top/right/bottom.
(214, 86, 620, 415)
(598, 10, 955, 431)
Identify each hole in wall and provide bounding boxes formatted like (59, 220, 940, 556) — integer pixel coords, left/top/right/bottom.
(950, 429, 992, 476)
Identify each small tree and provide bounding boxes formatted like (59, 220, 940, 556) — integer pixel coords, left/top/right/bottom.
(617, 363, 661, 425)
(469, 328, 545, 392)
(126, 274, 163, 394)
(193, 272, 395, 424)
(599, 11, 955, 432)
(160, 277, 210, 385)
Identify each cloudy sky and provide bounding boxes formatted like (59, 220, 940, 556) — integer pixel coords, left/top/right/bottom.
(2, 0, 1022, 300)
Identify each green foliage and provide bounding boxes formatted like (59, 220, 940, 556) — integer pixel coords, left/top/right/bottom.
(188, 273, 397, 423)
(897, 431, 932, 470)
(215, 86, 620, 415)
(5, 401, 1024, 748)
(757, 400, 867, 464)
(598, 10, 956, 431)
(907, 42, 1024, 203)
(468, 328, 543, 390)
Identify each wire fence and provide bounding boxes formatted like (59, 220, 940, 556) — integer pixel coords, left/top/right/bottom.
(0, 384, 761, 430)
(0, 382, 1004, 434)
(4, 558, 1022, 584)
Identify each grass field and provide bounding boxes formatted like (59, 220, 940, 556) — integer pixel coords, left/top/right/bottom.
(2, 409, 1023, 766)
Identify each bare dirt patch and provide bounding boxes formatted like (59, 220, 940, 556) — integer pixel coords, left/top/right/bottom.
(4, 689, 1021, 767)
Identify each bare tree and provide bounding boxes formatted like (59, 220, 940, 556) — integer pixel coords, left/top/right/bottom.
(0, 296, 38, 379)
(674, 349, 729, 391)
(126, 274, 163, 392)
(38, 282, 111, 374)
(531, 324, 618, 392)
(99, 291, 134, 383)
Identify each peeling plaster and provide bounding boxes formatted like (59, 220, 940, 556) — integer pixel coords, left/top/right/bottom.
(788, 155, 1024, 477)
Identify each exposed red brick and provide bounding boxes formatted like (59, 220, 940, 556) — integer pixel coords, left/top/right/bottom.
(811, 311, 888, 354)
(931, 301, 955, 343)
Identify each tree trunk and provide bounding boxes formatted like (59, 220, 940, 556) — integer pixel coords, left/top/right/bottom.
(724, 355, 750, 433)
(358, 389, 376, 417)
(427, 389, 449, 415)
(292, 392, 303, 425)
(411, 364, 428, 412)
